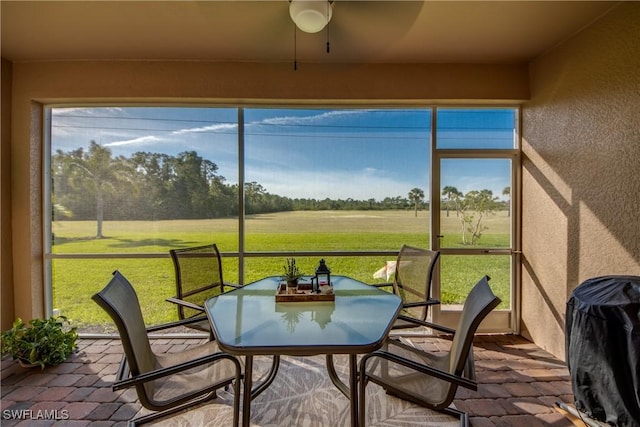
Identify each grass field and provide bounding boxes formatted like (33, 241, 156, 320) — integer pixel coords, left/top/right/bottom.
(51, 210, 512, 331)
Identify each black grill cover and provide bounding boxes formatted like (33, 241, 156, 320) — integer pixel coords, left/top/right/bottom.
(565, 275, 640, 426)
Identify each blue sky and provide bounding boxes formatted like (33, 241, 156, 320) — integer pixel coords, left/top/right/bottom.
(51, 106, 514, 201)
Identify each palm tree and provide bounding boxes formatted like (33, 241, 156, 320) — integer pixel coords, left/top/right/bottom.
(502, 186, 511, 217)
(69, 141, 129, 238)
(442, 186, 461, 217)
(408, 187, 425, 217)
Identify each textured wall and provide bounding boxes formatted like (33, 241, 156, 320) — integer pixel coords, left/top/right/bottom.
(522, 2, 640, 360)
(1, 59, 14, 328)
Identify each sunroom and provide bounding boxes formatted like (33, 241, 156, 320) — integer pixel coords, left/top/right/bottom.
(1, 1, 638, 426)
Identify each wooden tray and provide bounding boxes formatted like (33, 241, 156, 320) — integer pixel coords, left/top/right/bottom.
(275, 283, 335, 302)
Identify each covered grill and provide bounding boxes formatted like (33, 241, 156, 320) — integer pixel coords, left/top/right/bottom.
(565, 275, 640, 426)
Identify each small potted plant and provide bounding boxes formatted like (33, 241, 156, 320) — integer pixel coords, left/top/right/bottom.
(0, 316, 78, 369)
(282, 258, 304, 288)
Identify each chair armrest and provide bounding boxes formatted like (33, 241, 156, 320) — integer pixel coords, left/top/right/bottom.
(115, 355, 130, 382)
(395, 314, 456, 335)
(113, 352, 242, 391)
(145, 315, 209, 333)
(166, 296, 205, 312)
(360, 350, 477, 391)
(402, 298, 440, 309)
(370, 282, 393, 288)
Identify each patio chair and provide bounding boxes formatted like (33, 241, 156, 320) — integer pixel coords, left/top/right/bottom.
(92, 271, 242, 426)
(167, 244, 240, 334)
(359, 275, 501, 427)
(373, 245, 440, 330)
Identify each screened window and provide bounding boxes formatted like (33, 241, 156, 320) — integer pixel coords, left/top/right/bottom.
(48, 106, 434, 328)
(436, 108, 517, 149)
(47, 105, 519, 332)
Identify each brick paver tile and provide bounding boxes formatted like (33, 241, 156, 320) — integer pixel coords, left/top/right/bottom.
(1, 363, 27, 381)
(13, 420, 56, 427)
(97, 364, 119, 376)
(86, 403, 122, 420)
(470, 417, 497, 427)
(2, 385, 17, 398)
(86, 387, 120, 403)
(32, 387, 75, 401)
(94, 354, 123, 365)
(465, 399, 509, 417)
(82, 345, 110, 355)
(29, 401, 67, 412)
(2, 401, 35, 412)
(475, 383, 513, 399)
(15, 374, 57, 387)
(51, 421, 90, 427)
(538, 394, 574, 408)
(477, 370, 527, 384)
(64, 387, 97, 402)
(503, 397, 554, 415)
(46, 363, 84, 375)
(73, 364, 108, 375)
(46, 374, 84, 387)
(91, 375, 116, 388)
(532, 380, 574, 396)
(63, 402, 101, 420)
(109, 403, 140, 421)
(537, 412, 577, 426)
(72, 376, 101, 388)
(491, 414, 548, 427)
(3, 386, 48, 401)
(115, 389, 138, 403)
(502, 381, 541, 397)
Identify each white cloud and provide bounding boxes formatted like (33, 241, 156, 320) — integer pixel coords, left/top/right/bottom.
(52, 107, 124, 117)
(104, 135, 162, 147)
(171, 123, 238, 135)
(256, 109, 369, 126)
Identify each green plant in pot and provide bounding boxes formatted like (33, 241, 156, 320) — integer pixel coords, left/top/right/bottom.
(0, 316, 78, 369)
(282, 258, 304, 287)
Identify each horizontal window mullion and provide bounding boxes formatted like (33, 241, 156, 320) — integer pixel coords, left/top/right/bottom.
(46, 250, 399, 260)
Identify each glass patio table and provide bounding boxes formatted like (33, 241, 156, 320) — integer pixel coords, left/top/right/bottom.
(204, 275, 402, 427)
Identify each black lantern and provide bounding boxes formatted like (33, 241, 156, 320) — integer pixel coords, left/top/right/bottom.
(314, 259, 331, 292)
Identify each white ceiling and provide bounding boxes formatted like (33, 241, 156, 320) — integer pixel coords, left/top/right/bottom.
(1, 1, 619, 64)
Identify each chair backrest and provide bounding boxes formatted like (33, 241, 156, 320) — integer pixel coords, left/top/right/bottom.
(448, 275, 501, 376)
(169, 244, 226, 319)
(92, 271, 156, 397)
(393, 245, 440, 321)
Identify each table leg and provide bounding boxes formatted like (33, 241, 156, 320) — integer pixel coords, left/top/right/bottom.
(349, 354, 358, 427)
(242, 355, 253, 427)
(326, 354, 359, 427)
(250, 355, 280, 399)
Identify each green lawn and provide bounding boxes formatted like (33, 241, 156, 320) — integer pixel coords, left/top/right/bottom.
(51, 210, 512, 331)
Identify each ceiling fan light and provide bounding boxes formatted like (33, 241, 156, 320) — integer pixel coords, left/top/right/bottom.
(289, 0, 333, 33)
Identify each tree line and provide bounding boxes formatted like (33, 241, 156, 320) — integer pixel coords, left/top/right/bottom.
(52, 142, 431, 236)
(53, 142, 508, 244)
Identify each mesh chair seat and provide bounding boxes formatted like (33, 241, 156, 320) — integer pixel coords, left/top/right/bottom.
(368, 337, 453, 407)
(168, 244, 239, 333)
(360, 275, 500, 426)
(373, 245, 440, 329)
(92, 271, 242, 426)
(150, 340, 241, 406)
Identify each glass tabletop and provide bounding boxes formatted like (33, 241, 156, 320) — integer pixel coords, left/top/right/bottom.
(205, 275, 402, 356)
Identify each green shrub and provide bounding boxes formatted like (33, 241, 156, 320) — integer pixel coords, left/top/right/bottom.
(1, 316, 78, 369)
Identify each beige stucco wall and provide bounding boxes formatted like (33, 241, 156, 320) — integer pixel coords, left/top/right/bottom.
(1, 59, 14, 327)
(521, 2, 640, 360)
(3, 60, 528, 328)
